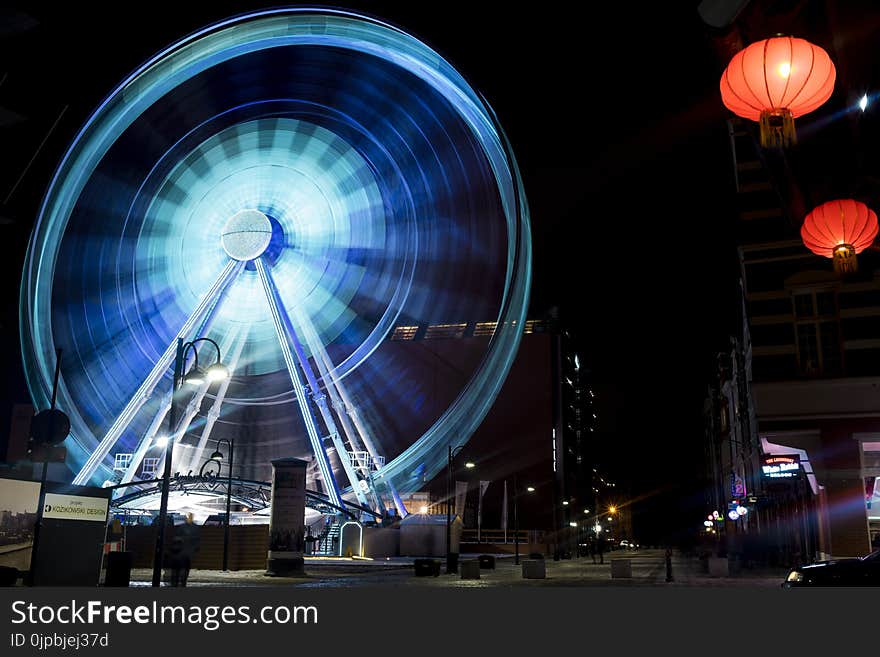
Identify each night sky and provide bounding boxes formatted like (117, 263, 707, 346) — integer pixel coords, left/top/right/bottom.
(0, 2, 739, 541)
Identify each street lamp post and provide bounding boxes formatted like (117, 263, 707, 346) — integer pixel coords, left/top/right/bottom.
(152, 337, 227, 587)
(514, 474, 520, 565)
(210, 438, 234, 571)
(512, 481, 535, 566)
(446, 444, 472, 574)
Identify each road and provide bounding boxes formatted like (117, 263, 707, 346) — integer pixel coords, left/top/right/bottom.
(126, 549, 787, 588)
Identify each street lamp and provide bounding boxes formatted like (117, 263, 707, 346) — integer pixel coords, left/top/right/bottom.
(152, 337, 227, 587)
(446, 444, 469, 574)
(512, 477, 535, 565)
(210, 438, 234, 571)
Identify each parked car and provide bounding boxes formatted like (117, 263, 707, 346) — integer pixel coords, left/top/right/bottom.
(783, 550, 880, 587)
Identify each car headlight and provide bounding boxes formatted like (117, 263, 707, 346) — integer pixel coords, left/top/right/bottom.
(786, 570, 803, 583)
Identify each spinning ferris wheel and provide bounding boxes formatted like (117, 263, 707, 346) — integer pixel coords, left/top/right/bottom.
(20, 8, 530, 515)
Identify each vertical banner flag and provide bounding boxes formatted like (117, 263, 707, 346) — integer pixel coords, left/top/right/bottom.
(477, 480, 490, 542)
(455, 481, 468, 521)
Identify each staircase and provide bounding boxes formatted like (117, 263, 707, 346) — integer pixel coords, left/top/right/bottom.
(311, 519, 341, 556)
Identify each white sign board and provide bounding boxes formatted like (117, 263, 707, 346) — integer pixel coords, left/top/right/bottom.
(43, 493, 108, 522)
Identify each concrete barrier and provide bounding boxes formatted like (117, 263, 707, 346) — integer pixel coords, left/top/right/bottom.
(460, 560, 481, 580)
(413, 559, 441, 577)
(522, 559, 546, 579)
(478, 554, 496, 569)
(610, 559, 632, 578)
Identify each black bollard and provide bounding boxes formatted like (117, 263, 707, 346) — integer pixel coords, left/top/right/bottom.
(665, 548, 674, 582)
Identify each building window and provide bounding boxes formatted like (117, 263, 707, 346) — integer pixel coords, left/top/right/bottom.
(142, 457, 160, 478)
(113, 453, 133, 471)
(792, 289, 842, 376)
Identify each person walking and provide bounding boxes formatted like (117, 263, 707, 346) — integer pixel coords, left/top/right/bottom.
(597, 535, 606, 564)
(169, 513, 200, 587)
(589, 536, 597, 564)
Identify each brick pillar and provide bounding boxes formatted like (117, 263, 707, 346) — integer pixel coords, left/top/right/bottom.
(818, 426, 870, 558)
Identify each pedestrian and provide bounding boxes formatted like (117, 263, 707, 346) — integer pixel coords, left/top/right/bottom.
(589, 537, 596, 564)
(169, 513, 200, 587)
(597, 535, 605, 564)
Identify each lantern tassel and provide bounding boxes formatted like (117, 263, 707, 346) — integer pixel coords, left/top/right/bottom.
(759, 109, 796, 148)
(833, 244, 857, 275)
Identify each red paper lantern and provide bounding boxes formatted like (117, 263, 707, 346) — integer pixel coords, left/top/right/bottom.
(801, 200, 878, 274)
(720, 36, 835, 148)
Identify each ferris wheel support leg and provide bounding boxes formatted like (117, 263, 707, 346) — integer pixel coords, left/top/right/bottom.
(73, 260, 245, 486)
(257, 259, 371, 508)
(294, 306, 394, 515)
(290, 307, 384, 513)
(118, 392, 171, 487)
(388, 480, 408, 518)
(255, 258, 344, 509)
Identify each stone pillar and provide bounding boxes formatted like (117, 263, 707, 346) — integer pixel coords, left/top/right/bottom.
(266, 458, 308, 576)
(819, 426, 870, 558)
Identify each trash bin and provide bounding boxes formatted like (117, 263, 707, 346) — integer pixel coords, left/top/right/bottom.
(478, 554, 495, 570)
(0, 566, 18, 587)
(105, 551, 134, 587)
(414, 559, 441, 577)
(522, 560, 546, 579)
(460, 560, 481, 580)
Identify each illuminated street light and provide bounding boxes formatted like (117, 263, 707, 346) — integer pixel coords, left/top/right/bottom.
(562, 500, 569, 506)
(527, 486, 535, 492)
(465, 462, 476, 469)
(419, 505, 428, 514)
(569, 522, 577, 527)
(859, 93, 869, 111)
(154, 434, 169, 448)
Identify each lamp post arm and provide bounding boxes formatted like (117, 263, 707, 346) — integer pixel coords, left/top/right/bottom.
(189, 337, 223, 364)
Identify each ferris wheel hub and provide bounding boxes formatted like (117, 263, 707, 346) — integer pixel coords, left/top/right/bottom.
(221, 209, 272, 261)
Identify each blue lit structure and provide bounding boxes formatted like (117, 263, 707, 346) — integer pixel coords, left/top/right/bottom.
(21, 8, 530, 512)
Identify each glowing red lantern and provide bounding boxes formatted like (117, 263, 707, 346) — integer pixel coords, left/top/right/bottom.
(801, 200, 878, 274)
(720, 36, 835, 148)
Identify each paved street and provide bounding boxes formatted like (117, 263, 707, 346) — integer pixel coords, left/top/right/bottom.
(127, 549, 787, 588)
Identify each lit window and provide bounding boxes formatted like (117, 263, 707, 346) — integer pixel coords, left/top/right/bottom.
(391, 325, 419, 341)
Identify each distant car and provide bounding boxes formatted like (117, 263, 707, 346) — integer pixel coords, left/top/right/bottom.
(783, 550, 880, 587)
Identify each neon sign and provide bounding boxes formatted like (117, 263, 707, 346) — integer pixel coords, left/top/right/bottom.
(761, 455, 800, 479)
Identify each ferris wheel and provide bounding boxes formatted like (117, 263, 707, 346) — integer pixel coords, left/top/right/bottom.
(20, 8, 530, 515)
